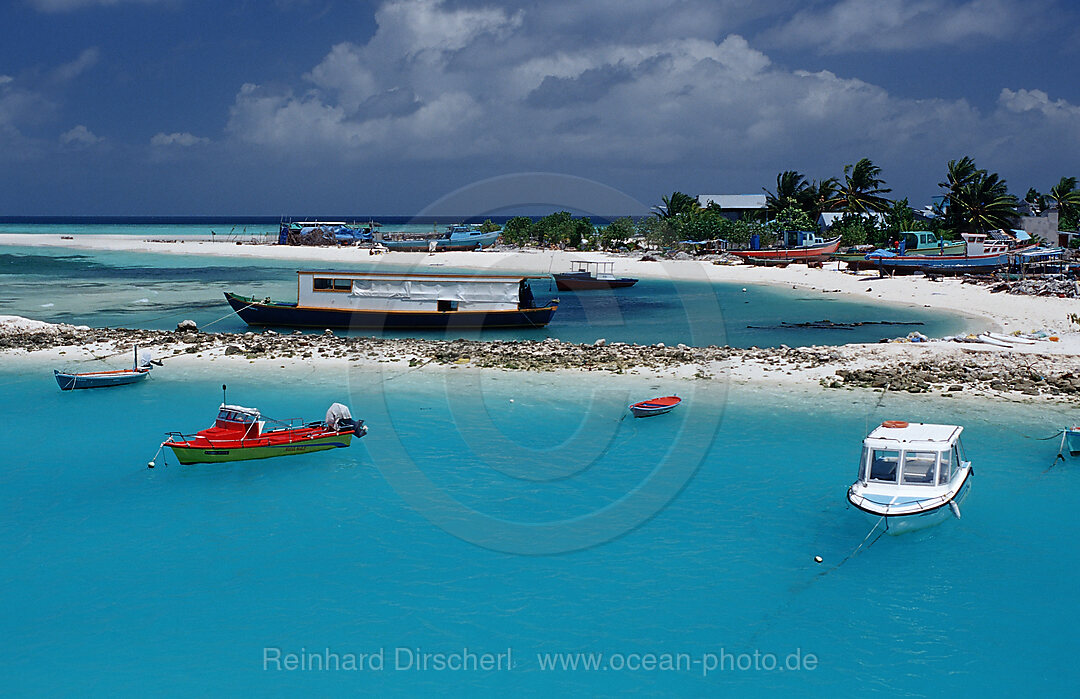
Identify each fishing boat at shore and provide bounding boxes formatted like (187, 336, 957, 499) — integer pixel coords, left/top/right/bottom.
(728, 232, 841, 265)
(380, 224, 500, 251)
(54, 346, 153, 391)
(847, 421, 972, 534)
(628, 395, 681, 418)
(225, 271, 558, 330)
(866, 233, 1015, 275)
(832, 231, 966, 270)
(554, 261, 638, 291)
(162, 394, 365, 465)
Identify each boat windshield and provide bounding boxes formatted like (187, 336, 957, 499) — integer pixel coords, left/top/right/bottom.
(901, 451, 938, 485)
(866, 448, 899, 483)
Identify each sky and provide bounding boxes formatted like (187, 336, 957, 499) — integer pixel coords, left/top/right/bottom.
(1, 0, 1079, 216)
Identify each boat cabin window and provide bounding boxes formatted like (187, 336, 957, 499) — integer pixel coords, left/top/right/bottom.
(437, 300, 458, 312)
(868, 449, 900, 483)
(217, 409, 257, 423)
(938, 448, 954, 485)
(312, 277, 353, 292)
(901, 451, 938, 485)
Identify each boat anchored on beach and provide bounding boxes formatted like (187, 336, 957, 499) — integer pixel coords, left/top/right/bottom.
(54, 346, 154, 391)
(554, 261, 638, 291)
(728, 231, 841, 265)
(379, 223, 501, 251)
(225, 271, 558, 330)
(161, 393, 365, 465)
(847, 421, 972, 533)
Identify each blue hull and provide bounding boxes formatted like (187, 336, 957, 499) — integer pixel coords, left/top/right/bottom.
(1067, 429, 1080, 456)
(381, 231, 500, 251)
(871, 253, 1008, 275)
(54, 368, 149, 391)
(225, 293, 557, 330)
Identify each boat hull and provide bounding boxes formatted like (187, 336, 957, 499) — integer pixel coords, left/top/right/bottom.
(870, 252, 1008, 275)
(628, 396, 682, 418)
(54, 368, 150, 391)
(166, 432, 353, 465)
(1067, 428, 1080, 456)
(381, 231, 500, 251)
(848, 468, 972, 535)
(554, 275, 638, 291)
(833, 243, 967, 270)
(728, 236, 841, 264)
(224, 292, 558, 330)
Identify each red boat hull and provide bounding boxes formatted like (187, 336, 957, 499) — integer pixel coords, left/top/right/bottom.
(729, 236, 842, 264)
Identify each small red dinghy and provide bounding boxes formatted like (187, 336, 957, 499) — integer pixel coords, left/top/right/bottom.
(628, 395, 681, 418)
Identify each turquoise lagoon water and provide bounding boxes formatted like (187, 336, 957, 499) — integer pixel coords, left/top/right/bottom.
(0, 243, 985, 347)
(2, 363, 1077, 695)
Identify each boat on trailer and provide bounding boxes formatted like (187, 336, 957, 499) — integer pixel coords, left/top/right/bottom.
(54, 346, 153, 391)
(847, 421, 972, 534)
(225, 271, 558, 330)
(628, 395, 681, 418)
(554, 261, 638, 291)
(163, 398, 365, 465)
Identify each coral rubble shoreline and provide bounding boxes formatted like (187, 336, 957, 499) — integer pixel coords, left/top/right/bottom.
(4, 317, 1080, 402)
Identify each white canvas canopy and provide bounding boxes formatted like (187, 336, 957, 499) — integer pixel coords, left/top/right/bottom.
(325, 403, 352, 430)
(348, 279, 519, 304)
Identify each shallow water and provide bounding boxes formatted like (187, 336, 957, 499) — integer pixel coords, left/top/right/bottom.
(0, 243, 984, 347)
(2, 363, 1076, 695)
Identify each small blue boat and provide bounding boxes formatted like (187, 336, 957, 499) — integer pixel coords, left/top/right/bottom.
(54, 346, 153, 391)
(1066, 427, 1080, 456)
(628, 395, 681, 418)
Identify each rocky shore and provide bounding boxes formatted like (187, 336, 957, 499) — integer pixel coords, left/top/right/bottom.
(4, 317, 1080, 401)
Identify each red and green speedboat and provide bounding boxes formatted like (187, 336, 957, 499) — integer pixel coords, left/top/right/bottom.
(163, 400, 365, 465)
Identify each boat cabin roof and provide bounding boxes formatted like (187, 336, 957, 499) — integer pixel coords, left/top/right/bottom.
(864, 422, 962, 452)
(297, 270, 548, 283)
(569, 260, 615, 273)
(218, 404, 260, 422)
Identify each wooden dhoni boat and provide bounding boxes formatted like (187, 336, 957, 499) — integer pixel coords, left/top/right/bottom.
(728, 234, 841, 265)
(225, 271, 558, 330)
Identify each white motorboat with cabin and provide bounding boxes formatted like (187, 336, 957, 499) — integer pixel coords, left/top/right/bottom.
(847, 421, 972, 533)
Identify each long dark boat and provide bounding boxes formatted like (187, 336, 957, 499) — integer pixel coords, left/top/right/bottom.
(728, 233, 841, 265)
(554, 261, 638, 291)
(225, 271, 558, 330)
(869, 233, 1014, 275)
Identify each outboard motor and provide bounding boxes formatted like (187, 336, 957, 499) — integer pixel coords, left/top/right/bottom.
(325, 403, 355, 432)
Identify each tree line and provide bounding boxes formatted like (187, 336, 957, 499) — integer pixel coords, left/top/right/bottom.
(496, 157, 1080, 250)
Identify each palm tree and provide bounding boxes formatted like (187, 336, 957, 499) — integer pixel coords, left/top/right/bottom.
(653, 191, 699, 219)
(763, 171, 809, 218)
(1048, 176, 1080, 228)
(836, 158, 892, 213)
(801, 177, 841, 221)
(948, 170, 1019, 233)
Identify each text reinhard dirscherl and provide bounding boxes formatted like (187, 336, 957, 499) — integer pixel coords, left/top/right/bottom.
(262, 647, 819, 676)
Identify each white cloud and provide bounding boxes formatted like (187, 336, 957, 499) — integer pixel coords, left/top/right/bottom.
(765, 0, 1041, 53)
(999, 88, 1080, 121)
(52, 47, 100, 83)
(150, 131, 210, 146)
(60, 124, 102, 146)
(0, 76, 12, 86)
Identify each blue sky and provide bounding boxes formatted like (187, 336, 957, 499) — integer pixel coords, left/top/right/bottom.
(2, 0, 1079, 215)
